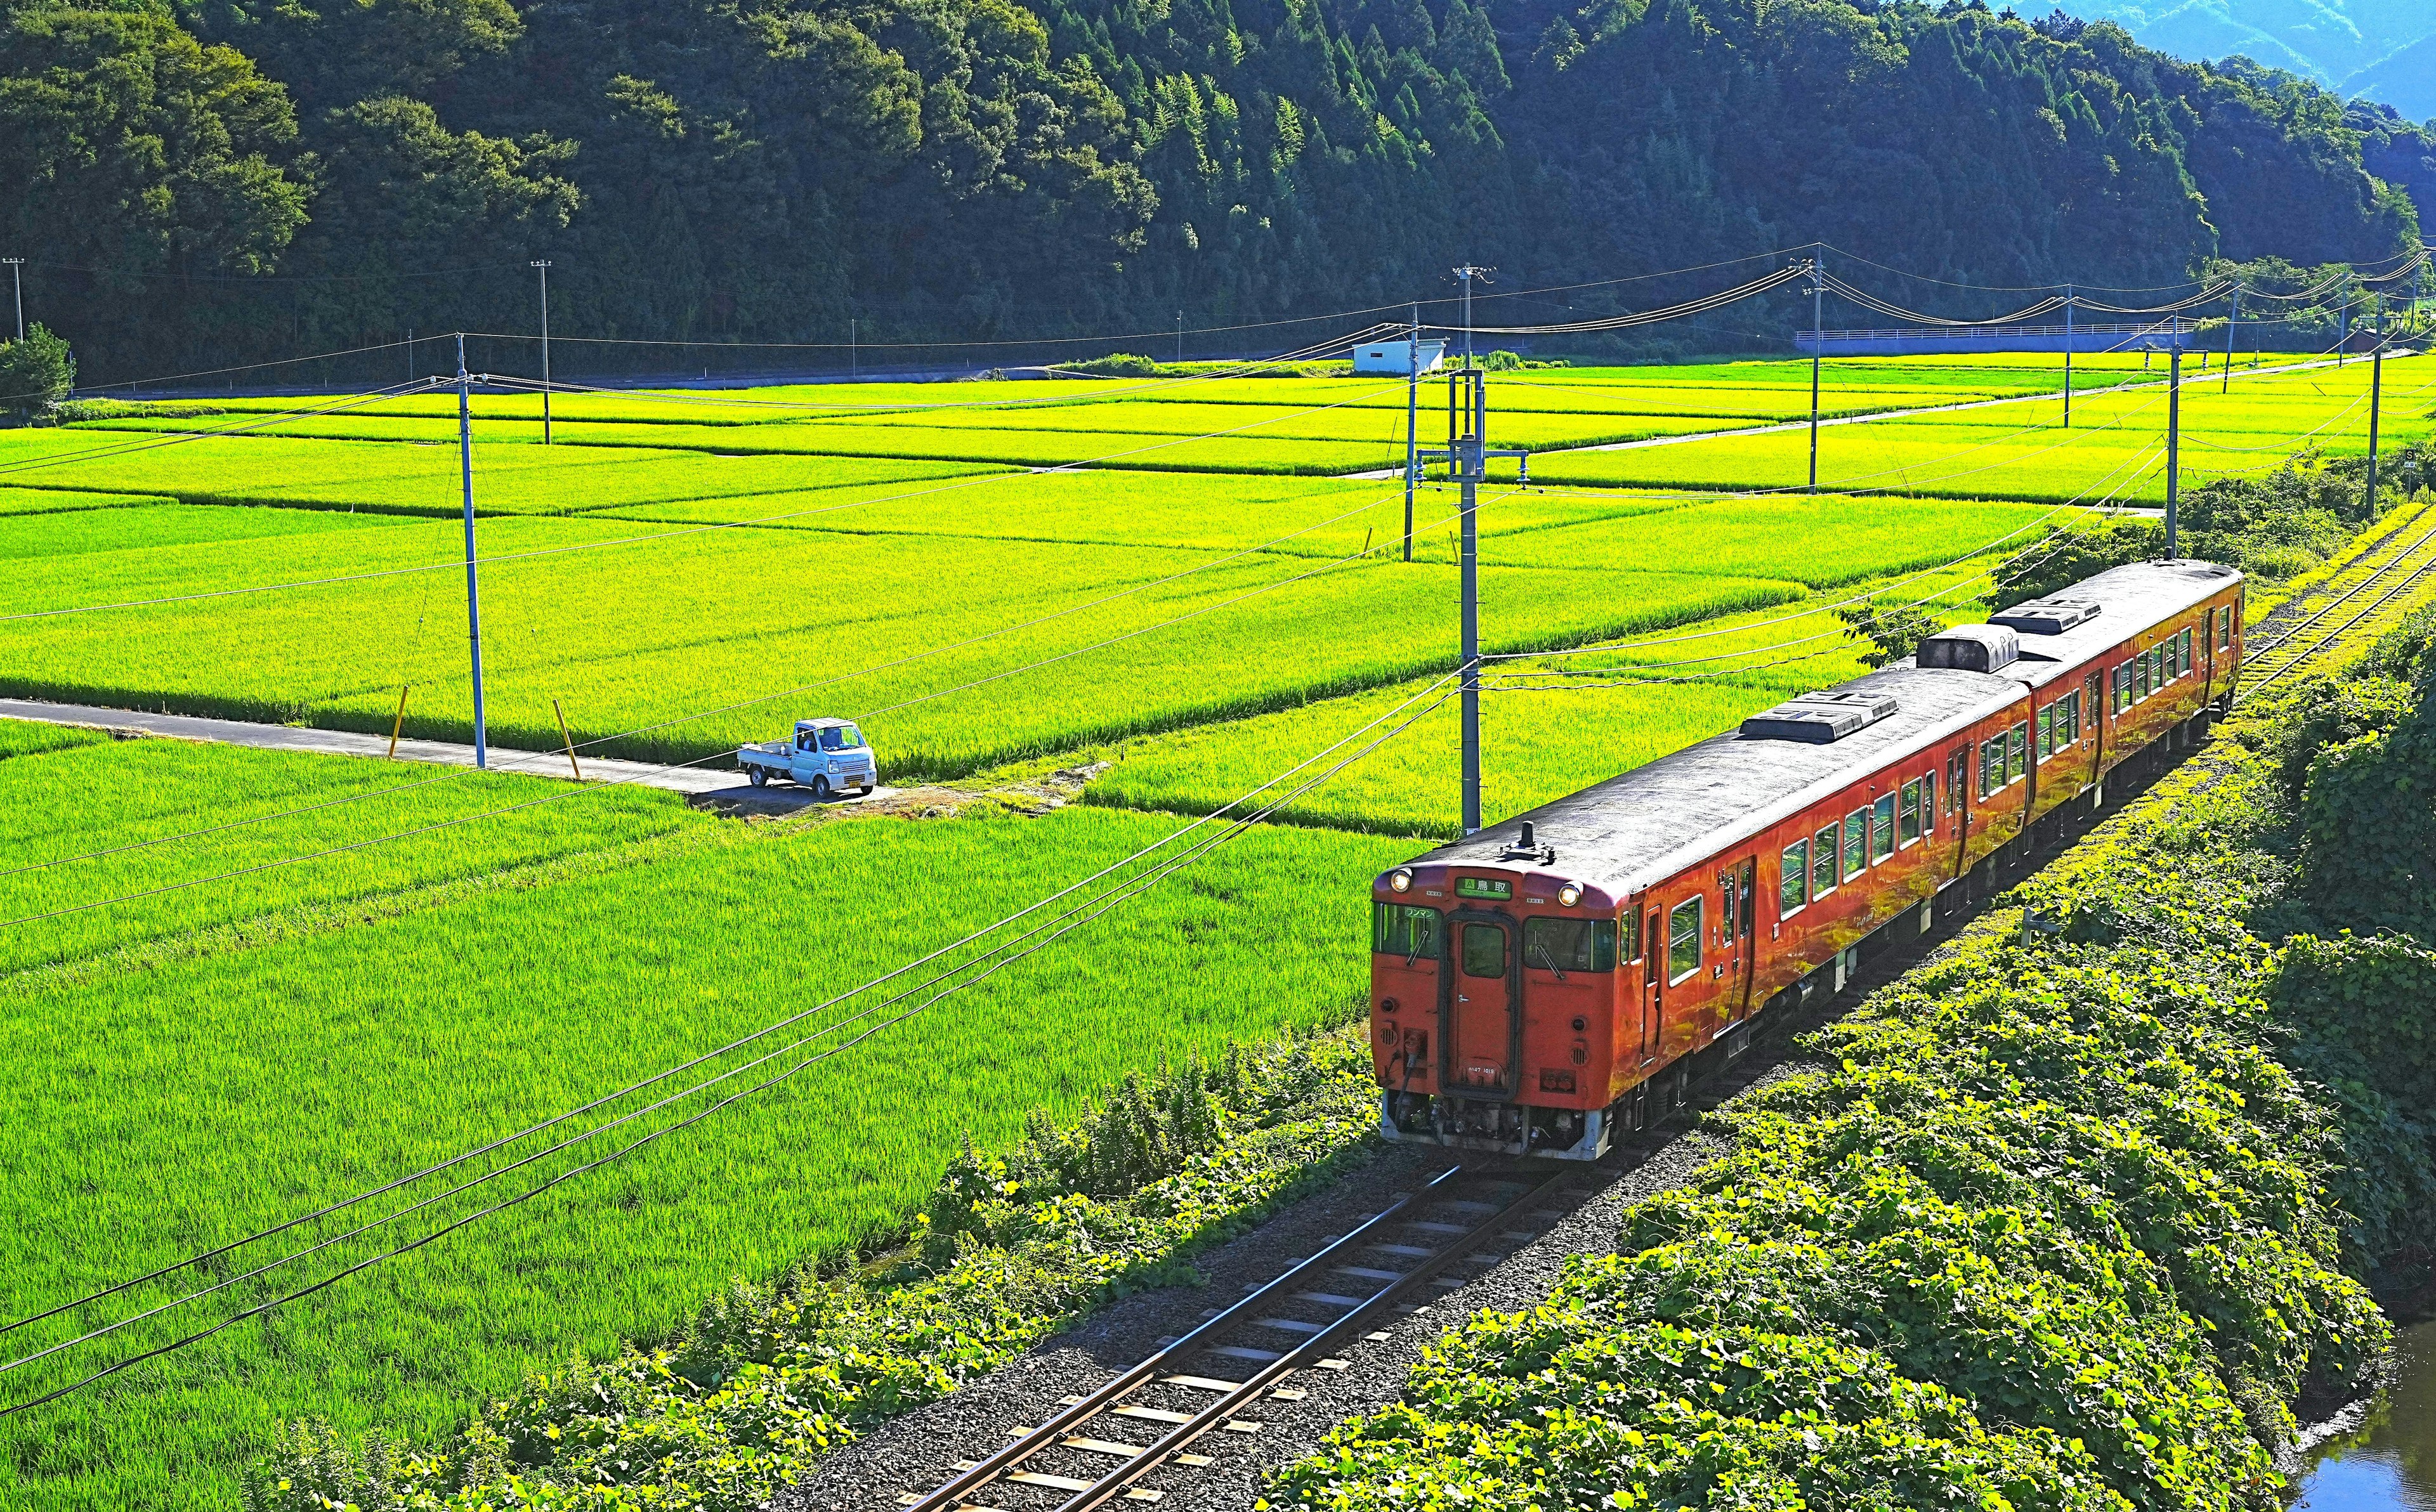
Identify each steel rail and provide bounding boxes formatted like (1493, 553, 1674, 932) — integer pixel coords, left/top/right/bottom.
(901, 1163, 1572, 1512)
(2241, 511, 2436, 697)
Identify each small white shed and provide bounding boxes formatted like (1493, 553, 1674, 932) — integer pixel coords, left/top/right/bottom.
(1352, 339, 1447, 375)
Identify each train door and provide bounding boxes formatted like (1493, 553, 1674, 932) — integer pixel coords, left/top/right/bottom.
(1719, 857, 1756, 1023)
(1945, 744, 1972, 882)
(1636, 899, 1662, 1068)
(1441, 911, 1521, 1098)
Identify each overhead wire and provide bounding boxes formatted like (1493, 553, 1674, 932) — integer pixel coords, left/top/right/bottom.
(0, 669, 1462, 1407)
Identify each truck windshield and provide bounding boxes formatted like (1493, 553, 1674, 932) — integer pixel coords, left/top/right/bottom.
(816, 724, 868, 752)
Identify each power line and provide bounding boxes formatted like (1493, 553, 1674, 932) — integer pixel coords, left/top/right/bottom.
(0, 670, 1458, 1405)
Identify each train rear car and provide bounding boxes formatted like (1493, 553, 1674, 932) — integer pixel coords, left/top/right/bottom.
(1371, 560, 2245, 1159)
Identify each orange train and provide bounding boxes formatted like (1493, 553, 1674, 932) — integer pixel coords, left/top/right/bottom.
(1370, 559, 2246, 1159)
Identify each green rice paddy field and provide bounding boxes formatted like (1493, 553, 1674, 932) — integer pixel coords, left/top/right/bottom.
(0, 349, 2406, 1509)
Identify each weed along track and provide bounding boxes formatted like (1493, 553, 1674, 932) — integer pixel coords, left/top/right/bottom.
(895, 1164, 1573, 1512)
(805, 691, 2249, 1512)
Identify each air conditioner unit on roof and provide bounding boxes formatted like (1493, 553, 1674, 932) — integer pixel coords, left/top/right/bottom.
(1916, 623, 2020, 673)
(1989, 598, 2102, 635)
(1741, 690, 1900, 743)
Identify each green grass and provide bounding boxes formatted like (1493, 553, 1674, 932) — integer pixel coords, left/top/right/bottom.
(0, 504, 1805, 774)
(0, 719, 110, 761)
(1078, 577, 1990, 836)
(1474, 493, 2057, 586)
(0, 783, 1409, 1512)
(0, 486, 176, 517)
(584, 471, 1689, 556)
(0, 429, 1011, 518)
(0, 727, 691, 975)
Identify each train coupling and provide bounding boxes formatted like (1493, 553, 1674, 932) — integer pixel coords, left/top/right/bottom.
(1380, 1092, 1613, 1161)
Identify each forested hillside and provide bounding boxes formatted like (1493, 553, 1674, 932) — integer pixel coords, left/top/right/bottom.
(0, 0, 2424, 381)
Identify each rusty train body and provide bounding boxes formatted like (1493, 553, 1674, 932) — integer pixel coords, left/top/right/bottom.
(1369, 559, 2246, 1159)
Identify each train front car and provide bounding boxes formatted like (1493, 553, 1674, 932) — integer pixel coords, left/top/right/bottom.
(1372, 826, 1624, 1159)
(1370, 558, 2247, 1162)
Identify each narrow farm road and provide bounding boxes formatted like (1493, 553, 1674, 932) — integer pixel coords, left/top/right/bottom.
(0, 697, 898, 811)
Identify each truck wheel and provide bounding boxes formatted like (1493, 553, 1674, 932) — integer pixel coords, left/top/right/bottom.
(747, 767, 767, 788)
(811, 776, 832, 800)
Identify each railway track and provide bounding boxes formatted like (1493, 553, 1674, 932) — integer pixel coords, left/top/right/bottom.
(2241, 499, 2436, 694)
(896, 1162, 1578, 1512)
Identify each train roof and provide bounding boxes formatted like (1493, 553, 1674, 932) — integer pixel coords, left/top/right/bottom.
(1411, 559, 2241, 899)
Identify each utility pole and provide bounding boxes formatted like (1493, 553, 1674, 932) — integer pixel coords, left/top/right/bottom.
(849, 318, 857, 381)
(1421, 360, 1527, 836)
(2367, 324, 2387, 511)
(1457, 370, 1483, 837)
(455, 334, 489, 769)
(1452, 264, 1491, 370)
(2062, 282, 2074, 429)
(1175, 310, 1184, 364)
(530, 260, 553, 444)
(1404, 303, 1419, 563)
(2, 259, 21, 341)
(2223, 284, 2239, 394)
(2165, 323, 2182, 559)
(2340, 292, 2351, 367)
(1809, 251, 1826, 487)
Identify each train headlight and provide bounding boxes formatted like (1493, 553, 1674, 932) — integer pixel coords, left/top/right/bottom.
(1557, 882, 1582, 907)
(1389, 869, 1413, 894)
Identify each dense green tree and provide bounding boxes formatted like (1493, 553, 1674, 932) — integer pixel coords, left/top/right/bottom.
(0, 0, 2423, 382)
(0, 322, 75, 416)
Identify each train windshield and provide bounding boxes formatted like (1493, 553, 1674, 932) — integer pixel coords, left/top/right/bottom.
(1524, 917, 1616, 973)
(1373, 904, 1440, 959)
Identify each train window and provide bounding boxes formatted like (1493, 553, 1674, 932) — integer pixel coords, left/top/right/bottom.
(1843, 808, 1868, 878)
(1781, 840, 1809, 913)
(2220, 605, 2234, 651)
(1460, 923, 1507, 979)
(1718, 870, 1738, 944)
(1923, 769, 1937, 833)
(1373, 904, 1441, 958)
(1871, 795, 1896, 861)
(2114, 664, 2133, 714)
(1667, 897, 1702, 984)
(2182, 627, 2195, 674)
(2061, 690, 2081, 748)
(1947, 749, 1967, 814)
(1622, 905, 1643, 963)
(2036, 703, 2053, 761)
(2084, 671, 2102, 726)
(2008, 724, 2027, 782)
(1812, 825, 1838, 897)
(1899, 780, 1922, 845)
(1526, 917, 1616, 973)
(2135, 652, 2151, 701)
(1980, 735, 2003, 797)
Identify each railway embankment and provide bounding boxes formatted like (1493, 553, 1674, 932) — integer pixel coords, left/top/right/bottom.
(1267, 611, 2436, 1512)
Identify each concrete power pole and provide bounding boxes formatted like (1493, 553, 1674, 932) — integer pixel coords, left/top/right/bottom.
(530, 260, 553, 444)
(1809, 251, 1826, 488)
(456, 334, 489, 769)
(1404, 303, 1419, 563)
(2165, 318, 2182, 558)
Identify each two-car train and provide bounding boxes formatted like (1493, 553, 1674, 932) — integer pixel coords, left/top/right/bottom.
(1369, 559, 2246, 1159)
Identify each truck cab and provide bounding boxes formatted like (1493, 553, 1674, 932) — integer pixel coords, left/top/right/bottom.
(737, 719, 879, 797)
